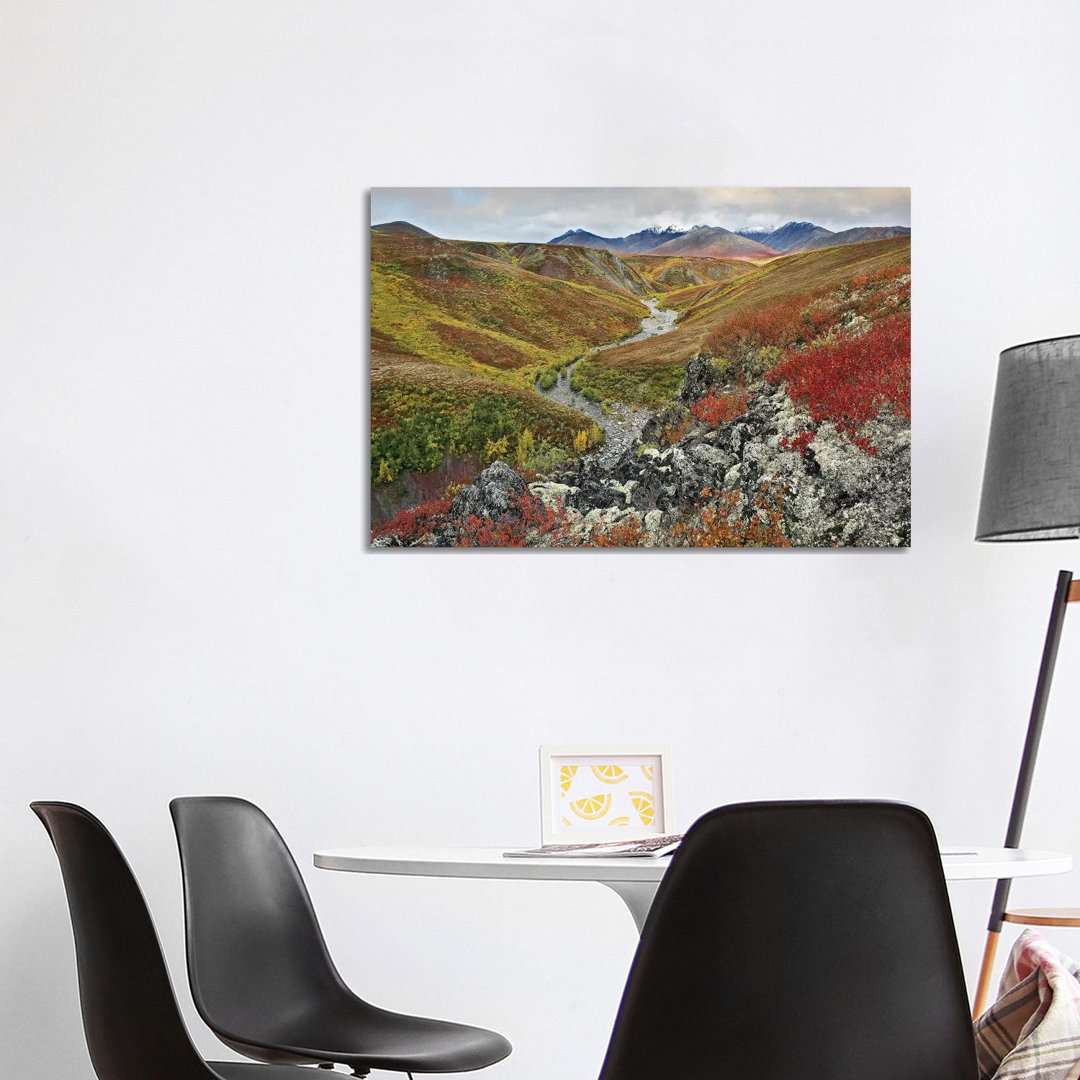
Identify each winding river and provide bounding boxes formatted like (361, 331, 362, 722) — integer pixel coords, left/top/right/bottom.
(535, 296, 678, 466)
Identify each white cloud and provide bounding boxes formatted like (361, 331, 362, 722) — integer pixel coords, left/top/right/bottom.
(370, 187, 911, 242)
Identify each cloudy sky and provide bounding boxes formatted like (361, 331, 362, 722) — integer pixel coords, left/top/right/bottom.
(370, 187, 910, 242)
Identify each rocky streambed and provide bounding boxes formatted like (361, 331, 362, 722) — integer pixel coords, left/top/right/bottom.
(534, 296, 674, 466)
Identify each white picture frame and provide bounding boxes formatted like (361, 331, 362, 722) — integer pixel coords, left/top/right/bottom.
(539, 745, 673, 845)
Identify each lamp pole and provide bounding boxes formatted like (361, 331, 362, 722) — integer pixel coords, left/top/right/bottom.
(972, 569, 1077, 1017)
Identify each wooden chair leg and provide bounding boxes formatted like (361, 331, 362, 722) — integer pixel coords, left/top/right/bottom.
(973, 929, 1001, 1019)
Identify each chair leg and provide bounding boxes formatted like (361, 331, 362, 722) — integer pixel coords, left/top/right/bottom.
(973, 928, 1001, 1019)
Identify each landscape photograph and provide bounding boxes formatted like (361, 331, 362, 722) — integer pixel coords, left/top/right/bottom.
(370, 187, 911, 548)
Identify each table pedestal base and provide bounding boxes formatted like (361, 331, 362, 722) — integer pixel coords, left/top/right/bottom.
(601, 881, 659, 935)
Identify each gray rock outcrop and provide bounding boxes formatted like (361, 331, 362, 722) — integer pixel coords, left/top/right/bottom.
(449, 461, 528, 520)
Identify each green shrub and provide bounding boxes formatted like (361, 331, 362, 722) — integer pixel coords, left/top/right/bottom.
(522, 441, 571, 474)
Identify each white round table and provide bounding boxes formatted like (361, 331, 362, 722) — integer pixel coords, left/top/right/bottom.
(314, 845, 1073, 934)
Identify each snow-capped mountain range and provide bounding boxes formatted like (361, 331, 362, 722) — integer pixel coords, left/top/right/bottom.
(549, 220, 909, 259)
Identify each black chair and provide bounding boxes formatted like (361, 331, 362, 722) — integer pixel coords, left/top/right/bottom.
(169, 796, 511, 1077)
(598, 800, 979, 1080)
(31, 801, 316, 1080)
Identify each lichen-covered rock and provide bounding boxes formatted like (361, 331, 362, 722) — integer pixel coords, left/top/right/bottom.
(533, 351, 910, 547)
(529, 481, 573, 510)
(685, 443, 735, 481)
(563, 361, 909, 545)
(450, 461, 527, 520)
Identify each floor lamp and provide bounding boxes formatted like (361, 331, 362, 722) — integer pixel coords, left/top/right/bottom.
(972, 334, 1080, 1018)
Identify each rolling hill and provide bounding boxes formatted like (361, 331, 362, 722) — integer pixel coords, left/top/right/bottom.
(370, 226, 663, 487)
(372, 220, 436, 237)
(568, 235, 911, 407)
(371, 228, 651, 374)
(370, 226, 768, 372)
(624, 253, 758, 293)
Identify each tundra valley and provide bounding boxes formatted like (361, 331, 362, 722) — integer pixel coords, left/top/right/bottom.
(370, 194, 910, 548)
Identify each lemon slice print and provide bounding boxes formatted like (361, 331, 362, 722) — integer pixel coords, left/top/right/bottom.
(570, 793, 612, 821)
(641, 764, 654, 781)
(609, 816, 630, 827)
(591, 764, 628, 784)
(630, 791, 654, 827)
(559, 765, 578, 794)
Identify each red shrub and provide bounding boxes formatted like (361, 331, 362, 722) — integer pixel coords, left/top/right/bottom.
(702, 290, 832, 359)
(690, 390, 749, 427)
(452, 493, 576, 547)
(371, 496, 452, 543)
(849, 263, 909, 292)
(780, 430, 815, 456)
(765, 311, 910, 446)
(662, 419, 688, 445)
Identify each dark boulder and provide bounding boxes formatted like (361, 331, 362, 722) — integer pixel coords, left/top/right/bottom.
(630, 468, 666, 511)
(641, 401, 690, 446)
(680, 355, 721, 403)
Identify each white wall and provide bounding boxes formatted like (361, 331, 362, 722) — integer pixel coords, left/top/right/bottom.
(4, 1, 1080, 1076)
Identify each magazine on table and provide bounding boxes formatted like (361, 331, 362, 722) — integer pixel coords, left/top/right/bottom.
(504, 834, 683, 859)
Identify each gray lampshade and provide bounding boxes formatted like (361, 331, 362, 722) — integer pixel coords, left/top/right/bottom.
(976, 335, 1080, 541)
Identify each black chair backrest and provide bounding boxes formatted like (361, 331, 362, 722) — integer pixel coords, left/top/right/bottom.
(169, 796, 352, 1043)
(31, 802, 218, 1080)
(598, 801, 978, 1080)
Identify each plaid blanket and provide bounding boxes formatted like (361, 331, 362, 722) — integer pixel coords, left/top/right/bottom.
(975, 929, 1080, 1079)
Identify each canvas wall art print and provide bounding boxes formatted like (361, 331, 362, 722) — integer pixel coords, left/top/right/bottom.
(370, 187, 910, 548)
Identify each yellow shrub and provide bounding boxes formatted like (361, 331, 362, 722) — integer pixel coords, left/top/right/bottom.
(484, 436, 510, 461)
(516, 427, 535, 464)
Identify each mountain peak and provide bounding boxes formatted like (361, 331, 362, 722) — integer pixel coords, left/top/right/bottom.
(549, 225, 690, 254)
(372, 220, 436, 238)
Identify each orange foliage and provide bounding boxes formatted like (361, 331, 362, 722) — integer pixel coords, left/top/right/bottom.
(662, 419, 689, 445)
(584, 515, 648, 547)
(673, 485, 790, 547)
